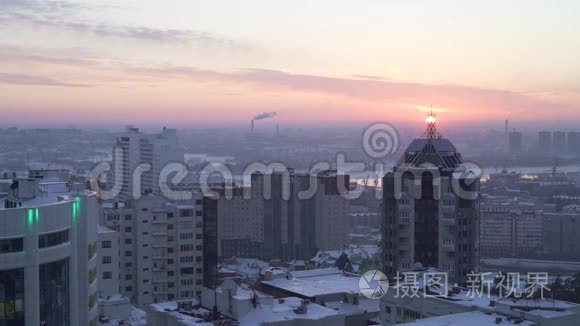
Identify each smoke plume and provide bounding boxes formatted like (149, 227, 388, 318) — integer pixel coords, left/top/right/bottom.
(253, 112, 277, 120)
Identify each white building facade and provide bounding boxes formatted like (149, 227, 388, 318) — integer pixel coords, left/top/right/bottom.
(101, 195, 204, 307)
(111, 126, 181, 199)
(0, 176, 100, 325)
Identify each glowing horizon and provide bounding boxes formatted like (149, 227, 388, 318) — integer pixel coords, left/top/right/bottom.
(1, 0, 579, 126)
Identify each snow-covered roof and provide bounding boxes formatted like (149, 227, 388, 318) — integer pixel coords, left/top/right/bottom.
(98, 225, 116, 234)
(400, 311, 534, 326)
(238, 297, 343, 325)
(262, 269, 361, 297)
(149, 300, 213, 326)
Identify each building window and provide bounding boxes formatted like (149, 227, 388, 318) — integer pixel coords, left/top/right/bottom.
(103, 272, 112, 279)
(180, 267, 194, 275)
(102, 240, 112, 248)
(0, 268, 25, 324)
(180, 233, 193, 240)
(180, 209, 194, 217)
(38, 230, 69, 248)
(40, 259, 70, 325)
(102, 256, 112, 264)
(125, 274, 132, 280)
(180, 244, 193, 252)
(124, 227, 132, 232)
(0, 237, 23, 253)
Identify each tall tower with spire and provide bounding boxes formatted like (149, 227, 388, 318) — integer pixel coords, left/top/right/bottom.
(381, 112, 480, 284)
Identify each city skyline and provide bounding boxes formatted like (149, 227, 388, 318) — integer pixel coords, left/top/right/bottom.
(1, 0, 580, 125)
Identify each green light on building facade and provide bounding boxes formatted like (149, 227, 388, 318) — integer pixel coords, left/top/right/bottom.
(27, 209, 34, 229)
(72, 197, 81, 222)
(35, 208, 39, 223)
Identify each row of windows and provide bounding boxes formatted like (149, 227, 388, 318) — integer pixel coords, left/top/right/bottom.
(180, 233, 193, 239)
(1, 231, 71, 253)
(0, 238, 23, 253)
(39, 230, 70, 249)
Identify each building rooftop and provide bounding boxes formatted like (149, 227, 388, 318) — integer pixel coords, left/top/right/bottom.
(149, 300, 212, 326)
(1, 180, 91, 210)
(262, 268, 361, 298)
(400, 311, 534, 326)
(238, 297, 343, 325)
(98, 225, 117, 234)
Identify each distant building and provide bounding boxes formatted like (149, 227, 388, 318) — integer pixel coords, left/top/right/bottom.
(538, 131, 552, 154)
(553, 131, 567, 154)
(542, 209, 580, 259)
(110, 126, 181, 199)
(508, 131, 523, 153)
(480, 208, 543, 258)
(382, 112, 479, 284)
(568, 131, 580, 155)
(0, 171, 99, 325)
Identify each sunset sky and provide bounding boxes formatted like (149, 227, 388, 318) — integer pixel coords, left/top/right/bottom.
(1, 0, 579, 126)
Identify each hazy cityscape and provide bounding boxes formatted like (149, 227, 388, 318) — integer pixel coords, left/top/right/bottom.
(2, 1, 580, 326)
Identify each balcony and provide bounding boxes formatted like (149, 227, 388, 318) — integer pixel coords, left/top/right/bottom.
(399, 216, 411, 225)
(441, 241, 455, 251)
(441, 217, 455, 226)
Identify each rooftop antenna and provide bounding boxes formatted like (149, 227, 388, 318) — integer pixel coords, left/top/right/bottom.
(425, 108, 440, 139)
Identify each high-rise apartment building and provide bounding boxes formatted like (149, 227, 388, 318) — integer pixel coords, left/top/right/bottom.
(202, 170, 350, 267)
(480, 208, 542, 258)
(508, 131, 523, 153)
(538, 130, 552, 154)
(568, 131, 580, 155)
(382, 113, 480, 284)
(0, 170, 100, 325)
(111, 126, 181, 199)
(101, 196, 204, 307)
(553, 131, 567, 154)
